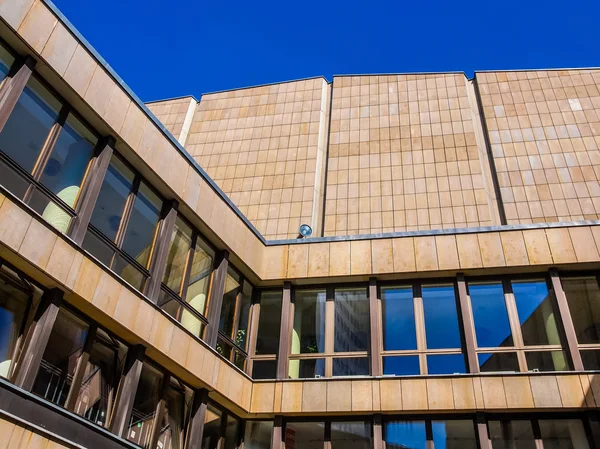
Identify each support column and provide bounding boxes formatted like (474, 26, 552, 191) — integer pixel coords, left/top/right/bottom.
(456, 274, 479, 373)
(144, 200, 179, 302)
(65, 324, 98, 411)
(548, 268, 584, 371)
(0, 55, 35, 132)
(476, 414, 492, 449)
(148, 374, 171, 449)
(272, 416, 283, 449)
(276, 282, 292, 379)
(185, 389, 209, 449)
(204, 250, 229, 347)
(369, 278, 382, 376)
(68, 137, 115, 245)
(109, 344, 146, 438)
(12, 288, 63, 390)
(373, 415, 383, 449)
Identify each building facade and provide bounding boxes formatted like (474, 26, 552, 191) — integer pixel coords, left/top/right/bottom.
(0, 1, 599, 449)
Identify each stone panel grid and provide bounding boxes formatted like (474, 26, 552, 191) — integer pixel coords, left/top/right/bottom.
(147, 96, 195, 142)
(324, 74, 492, 236)
(186, 78, 328, 239)
(478, 69, 600, 223)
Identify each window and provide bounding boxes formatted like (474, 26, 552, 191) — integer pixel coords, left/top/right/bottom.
(245, 421, 273, 449)
(562, 276, 600, 369)
(0, 73, 98, 234)
(201, 403, 240, 449)
(285, 422, 325, 449)
(289, 286, 369, 378)
(83, 155, 163, 291)
(127, 362, 163, 447)
(159, 216, 214, 339)
(154, 378, 193, 449)
(0, 41, 15, 80)
(384, 419, 475, 449)
(250, 290, 281, 379)
(381, 283, 465, 375)
(331, 421, 371, 449)
(489, 419, 589, 449)
(217, 266, 253, 371)
(467, 278, 570, 372)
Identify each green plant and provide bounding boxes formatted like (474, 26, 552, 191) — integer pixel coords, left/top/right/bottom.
(236, 329, 246, 347)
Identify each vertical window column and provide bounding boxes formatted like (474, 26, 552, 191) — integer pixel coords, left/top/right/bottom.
(276, 282, 292, 379)
(0, 55, 35, 131)
(186, 389, 209, 449)
(204, 250, 229, 347)
(369, 278, 382, 377)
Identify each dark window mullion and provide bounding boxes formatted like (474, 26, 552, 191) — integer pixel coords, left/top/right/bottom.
(28, 105, 69, 185)
(178, 232, 197, 299)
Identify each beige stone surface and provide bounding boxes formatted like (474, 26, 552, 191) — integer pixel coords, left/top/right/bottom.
(456, 233, 483, 268)
(371, 238, 393, 273)
(545, 228, 577, 263)
(17, 0, 57, 53)
(530, 376, 562, 407)
(401, 379, 428, 410)
(502, 376, 534, 409)
(350, 239, 372, 274)
(327, 381, 351, 412)
(329, 240, 351, 276)
(302, 381, 327, 412)
(478, 232, 506, 267)
(380, 379, 402, 411)
(500, 231, 530, 266)
(40, 21, 77, 76)
(414, 236, 438, 271)
(427, 378, 454, 409)
(250, 382, 275, 413)
(308, 242, 329, 277)
(435, 235, 459, 270)
(351, 380, 373, 411)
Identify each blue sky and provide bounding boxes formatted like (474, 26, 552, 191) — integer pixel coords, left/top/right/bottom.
(52, 0, 599, 103)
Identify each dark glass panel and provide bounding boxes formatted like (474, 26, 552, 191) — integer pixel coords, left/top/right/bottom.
(288, 358, 326, 379)
(469, 282, 513, 348)
(563, 277, 600, 344)
(220, 268, 240, 336)
(581, 350, 600, 370)
(285, 422, 324, 449)
(334, 288, 369, 352)
(426, 354, 466, 375)
(28, 187, 73, 233)
(539, 419, 590, 449)
(158, 290, 204, 338)
(381, 286, 417, 351)
(422, 285, 461, 349)
(121, 181, 161, 268)
(0, 277, 29, 378)
(224, 414, 239, 449)
(513, 280, 562, 347)
(0, 43, 15, 79)
(331, 421, 371, 449)
(89, 156, 134, 242)
(332, 357, 369, 376)
(478, 352, 520, 373)
(0, 157, 29, 198)
(155, 381, 191, 449)
(32, 308, 88, 407)
(184, 237, 213, 316)
(244, 421, 273, 449)
(525, 351, 570, 372)
(237, 281, 252, 350)
(384, 421, 426, 449)
(127, 363, 163, 448)
(234, 350, 246, 371)
(292, 289, 326, 355)
(0, 76, 61, 173)
(113, 254, 146, 291)
(202, 404, 222, 449)
(251, 360, 277, 380)
(432, 420, 477, 449)
(383, 356, 420, 376)
(39, 113, 96, 208)
(82, 230, 114, 266)
(255, 291, 281, 355)
(163, 217, 193, 294)
(488, 420, 536, 449)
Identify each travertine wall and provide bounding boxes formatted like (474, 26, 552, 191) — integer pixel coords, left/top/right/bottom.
(146, 96, 196, 145)
(185, 78, 330, 240)
(323, 74, 496, 236)
(478, 69, 600, 224)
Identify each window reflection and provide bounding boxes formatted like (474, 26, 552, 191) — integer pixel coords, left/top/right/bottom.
(470, 283, 513, 348)
(478, 352, 519, 373)
(245, 421, 273, 449)
(331, 421, 371, 449)
(163, 218, 193, 293)
(539, 419, 589, 449)
(525, 351, 570, 372)
(292, 289, 326, 356)
(334, 288, 369, 352)
(432, 420, 477, 449)
(224, 414, 239, 449)
(426, 354, 466, 375)
(0, 43, 15, 79)
(220, 269, 241, 336)
(383, 356, 420, 376)
(184, 238, 213, 315)
(422, 285, 461, 349)
(154, 380, 191, 449)
(0, 274, 30, 378)
(255, 291, 281, 355)
(127, 363, 163, 448)
(333, 357, 369, 376)
(289, 358, 326, 379)
(381, 286, 417, 351)
(285, 422, 324, 449)
(202, 404, 222, 449)
(512, 281, 561, 346)
(563, 277, 600, 344)
(488, 420, 536, 449)
(384, 421, 426, 449)
(251, 360, 277, 380)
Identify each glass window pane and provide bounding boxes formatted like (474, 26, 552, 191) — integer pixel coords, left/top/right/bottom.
(331, 421, 371, 449)
(39, 113, 96, 210)
(0, 76, 61, 173)
(581, 350, 600, 370)
(478, 352, 519, 373)
(163, 218, 193, 294)
(0, 43, 15, 78)
(285, 422, 324, 449)
(563, 277, 600, 345)
(469, 282, 513, 348)
(334, 288, 369, 352)
(427, 354, 466, 375)
(422, 285, 461, 349)
(488, 420, 536, 449)
(28, 187, 73, 233)
(220, 268, 241, 336)
(539, 419, 590, 449)
(251, 360, 276, 380)
(184, 237, 213, 316)
(333, 357, 369, 376)
(381, 286, 417, 351)
(384, 421, 426, 449)
(255, 291, 282, 355)
(82, 230, 114, 266)
(245, 421, 273, 449)
(159, 290, 204, 338)
(292, 289, 326, 355)
(32, 308, 89, 407)
(525, 351, 570, 371)
(89, 156, 134, 242)
(113, 254, 146, 291)
(202, 404, 222, 449)
(288, 358, 326, 379)
(0, 278, 29, 378)
(155, 381, 191, 449)
(127, 363, 163, 448)
(383, 356, 420, 376)
(513, 280, 562, 347)
(432, 420, 477, 449)
(224, 415, 239, 449)
(0, 156, 30, 198)
(237, 281, 252, 350)
(73, 336, 124, 428)
(121, 181, 162, 268)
